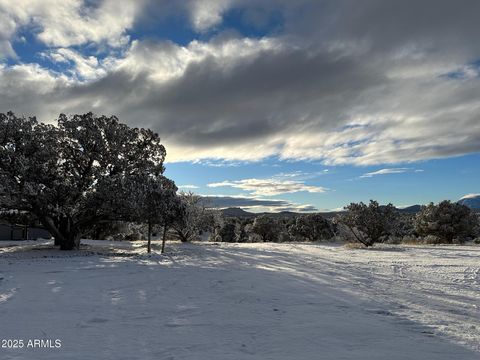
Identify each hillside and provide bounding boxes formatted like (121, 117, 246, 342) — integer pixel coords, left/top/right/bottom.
(220, 205, 422, 219)
(458, 194, 480, 210)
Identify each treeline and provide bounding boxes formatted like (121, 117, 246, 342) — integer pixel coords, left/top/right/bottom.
(209, 200, 480, 246)
(107, 198, 479, 247)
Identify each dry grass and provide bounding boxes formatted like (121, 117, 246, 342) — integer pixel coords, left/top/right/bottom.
(401, 237, 423, 245)
(344, 242, 368, 249)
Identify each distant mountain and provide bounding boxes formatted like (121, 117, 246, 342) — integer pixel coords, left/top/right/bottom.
(220, 205, 425, 219)
(262, 211, 299, 219)
(221, 207, 256, 218)
(217, 199, 479, 219)
(458, 194, 480, 209)
(397, 205, 422, 213)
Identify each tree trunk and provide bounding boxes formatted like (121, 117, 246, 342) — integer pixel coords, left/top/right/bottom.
(174, 228, 189, 243)
(161, 225, 168, 254)
(59, 235, 77, 250)
(147, 220, 152, 253)
(58, 217, 79, 250)
(348, 226, 371, 247)
(36, 214, 78, 250)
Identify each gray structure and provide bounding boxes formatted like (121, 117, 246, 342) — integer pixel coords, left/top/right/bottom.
(0, 222, 51, 241)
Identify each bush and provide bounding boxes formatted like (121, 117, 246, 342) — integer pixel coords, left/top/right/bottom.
(337, 200, 397, 247)
(400, 235, 422, 245)
(248, 215, 282, 242)
(392, 214, 416, 237)
(289, 214, 334, 242)
(278, 231, 293, 243)
(217, 219, 237, 243)
(422, 235, 443, 244)
(415, 201, 478, 243)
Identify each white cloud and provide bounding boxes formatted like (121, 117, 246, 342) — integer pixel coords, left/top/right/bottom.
(192, 159, 246, 167)
(460, 193, 480, 200)
(272, 170, 329, 181)
(110, 36, 283, 82)
(187, 0, 232, 32)
(42, 48, 107, 80)
(178, 184, 199, 189)
(0, 9, 18, 58)
(0, 0, 140, 52)
(208, 178, 327, 196)
(360, 168, 420, 178)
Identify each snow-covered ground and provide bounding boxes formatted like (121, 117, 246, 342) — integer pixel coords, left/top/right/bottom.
(0, 240, 479, 359)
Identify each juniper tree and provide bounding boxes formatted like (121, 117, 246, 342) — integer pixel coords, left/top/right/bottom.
(249, 215, 280, 242)
(147, 184, 184, 254)
(339, 200, 397, 247)
(289, 214, 334, 242)
(171, 192, 212, 242)
(0, 112, 169, 250)
(415, 200, 478, 243)
(235, 219, 249, 243)
(217, 218, 237, 243)
(123, 174, 179, 253)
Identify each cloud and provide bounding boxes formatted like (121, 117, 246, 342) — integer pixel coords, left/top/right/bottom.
(460, 193, 480, 200)
(0, 0, 140, 54)
(41, 48, 107, 81)
(0, 7, 18, 58)
(360, 168, 422, 178)
(273, 170, 329, 181)
(187, 0, 233, 32)
(273, 204, 319, 213)
(201, 195, 318, 212)
(208, 178, 327, 196)
(178, 184, 199, 189)
(203, 195, 290, 208)
(2, 1, 480, 166)
(192, 159, 247, 167)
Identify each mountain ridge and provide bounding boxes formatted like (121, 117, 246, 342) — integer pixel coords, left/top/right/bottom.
(217, 195, 480, 218)
(458, 194, 480, 209)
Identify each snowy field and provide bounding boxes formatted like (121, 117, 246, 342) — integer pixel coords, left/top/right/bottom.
(0, 240, 479, 360)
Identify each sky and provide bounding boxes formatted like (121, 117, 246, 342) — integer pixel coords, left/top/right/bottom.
(0, 0, 479, 212)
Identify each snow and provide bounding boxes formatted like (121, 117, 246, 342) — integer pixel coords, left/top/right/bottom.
(1, 240, 479, 359)
(460, 193, 480, 199)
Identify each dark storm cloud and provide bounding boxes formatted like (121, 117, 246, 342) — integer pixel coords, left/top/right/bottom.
(277, 1, 480, 56)
(135, 45, 384, 146)
(331, 0, 480, 55)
